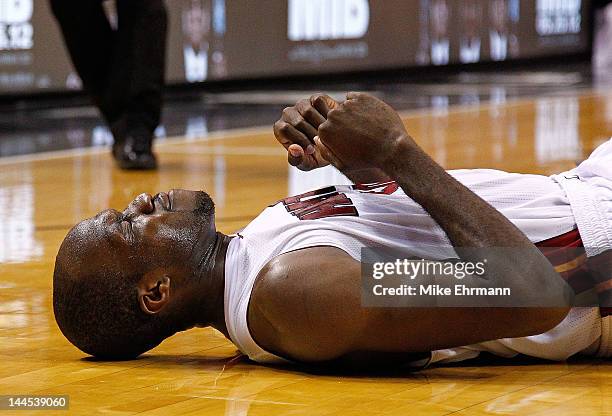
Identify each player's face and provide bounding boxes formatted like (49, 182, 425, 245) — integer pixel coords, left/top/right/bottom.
(80, 189, 216, 276)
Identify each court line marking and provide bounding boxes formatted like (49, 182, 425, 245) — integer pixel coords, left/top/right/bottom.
(0, 88, 608, 167)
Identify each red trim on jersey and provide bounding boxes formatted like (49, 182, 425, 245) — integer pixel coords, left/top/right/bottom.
(535, 229, 612, 317)
(535, 229, 593, 295)
(352, 181, 399, 195)
(536, 228, 583, 248)
(280, 188, 359, 220)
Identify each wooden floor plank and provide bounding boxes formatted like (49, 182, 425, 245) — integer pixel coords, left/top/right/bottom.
(0, 90, 610, 415)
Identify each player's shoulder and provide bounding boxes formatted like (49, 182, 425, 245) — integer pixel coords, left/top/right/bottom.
(252, 246, 358, 301)
(247, 246, 363, 362)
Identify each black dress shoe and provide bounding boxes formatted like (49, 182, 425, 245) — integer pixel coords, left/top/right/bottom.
(112, 135, 157, 170)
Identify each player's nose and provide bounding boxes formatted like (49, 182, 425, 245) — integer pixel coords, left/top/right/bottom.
(124, 193, 154, 217)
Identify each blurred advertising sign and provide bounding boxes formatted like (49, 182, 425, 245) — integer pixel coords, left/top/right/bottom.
(0, 0, 33, 50)
(0, 0, 592, 95)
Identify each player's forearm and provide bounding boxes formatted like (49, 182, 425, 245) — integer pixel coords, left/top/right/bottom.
(384, 136, 531, 248)
(382, 136, 573, 306)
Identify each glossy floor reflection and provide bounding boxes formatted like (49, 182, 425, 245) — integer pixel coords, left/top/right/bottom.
(0, 64, 596, 158)
(0, 90, 611, 415)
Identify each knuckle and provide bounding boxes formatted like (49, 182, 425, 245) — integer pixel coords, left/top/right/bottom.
(273, 120, 284, 133)
(274, 121, 290, 135)
(279, 123, 291, 134)
(343, 100, 356, 109)
(303, 107, 316, 119)
(312, 94, 326, 105)
(326, 108, 339, 120)
(295, 118, 308, 130)
(296, 98, 310, 109)
(319, 121, 331, 135)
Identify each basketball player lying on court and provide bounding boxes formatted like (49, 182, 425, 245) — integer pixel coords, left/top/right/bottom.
(53, 93, 612, 367)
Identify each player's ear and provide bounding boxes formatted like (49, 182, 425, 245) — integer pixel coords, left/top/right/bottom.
(137, 274, 171, 315)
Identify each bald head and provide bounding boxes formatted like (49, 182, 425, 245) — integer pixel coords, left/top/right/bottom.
(53, 189, 217, 359)
(53, 224, 168, 359)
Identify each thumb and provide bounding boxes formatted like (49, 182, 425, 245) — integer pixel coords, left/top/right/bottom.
(287, 144, 304, 167)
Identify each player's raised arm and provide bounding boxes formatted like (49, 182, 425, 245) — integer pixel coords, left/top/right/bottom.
(316, 92, 573, 309)
(248, 93, 577, 364)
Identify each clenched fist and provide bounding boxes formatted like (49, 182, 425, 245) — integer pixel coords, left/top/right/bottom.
(315, 92, 413, 173)
(273, 94, 340, 171)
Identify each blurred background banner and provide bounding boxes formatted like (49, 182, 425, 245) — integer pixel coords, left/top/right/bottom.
(0, 0, 592, 95)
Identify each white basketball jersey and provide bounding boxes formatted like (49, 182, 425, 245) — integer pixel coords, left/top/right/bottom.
(224, 138, 612, 366)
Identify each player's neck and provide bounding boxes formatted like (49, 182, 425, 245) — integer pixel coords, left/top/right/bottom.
(191, 231, 231, 337)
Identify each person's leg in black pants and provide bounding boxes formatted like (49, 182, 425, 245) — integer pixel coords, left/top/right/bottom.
(49, 0, 167, 169)
(108, 0, 167, 169)
(49, 0, 116, 122)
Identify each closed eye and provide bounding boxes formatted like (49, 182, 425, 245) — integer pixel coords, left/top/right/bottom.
(122, 220, 135, 243)
(116, 214, 135, 242)
(153, 193, 172, 212)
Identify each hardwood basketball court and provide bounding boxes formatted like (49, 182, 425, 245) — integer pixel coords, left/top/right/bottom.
(0, 90, 610, 415)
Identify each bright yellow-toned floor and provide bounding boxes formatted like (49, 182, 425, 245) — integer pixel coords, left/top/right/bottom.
(0, 91, 611, 415)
